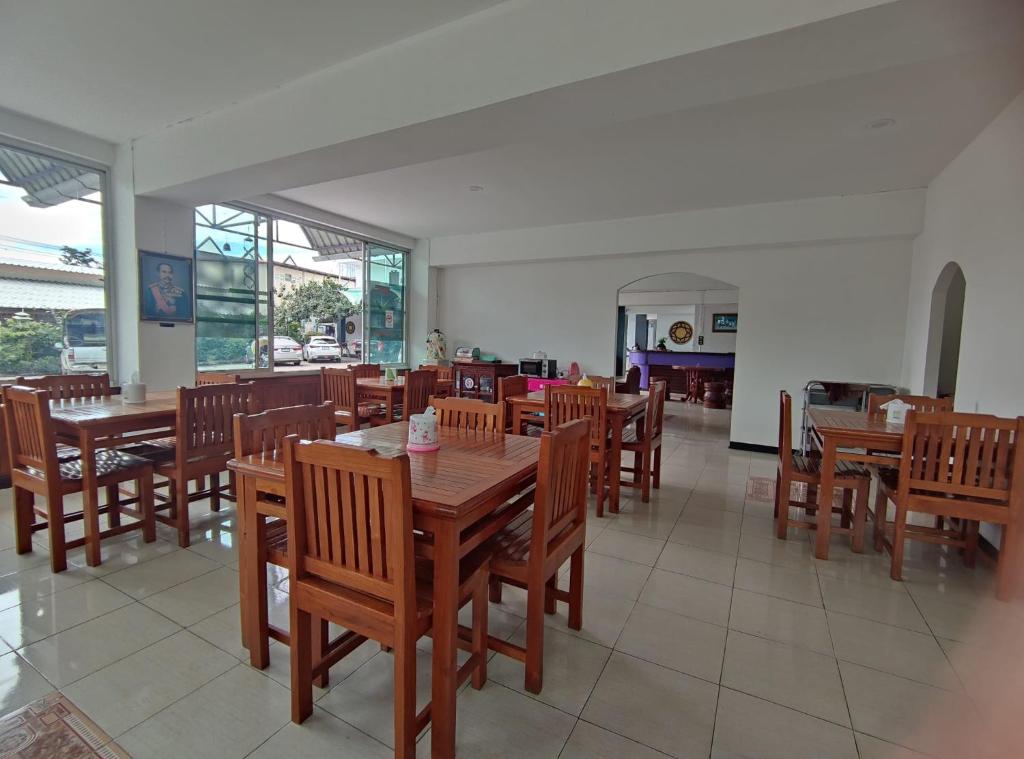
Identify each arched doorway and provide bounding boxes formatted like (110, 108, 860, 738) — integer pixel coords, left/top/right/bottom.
(923, 262, 966, 399)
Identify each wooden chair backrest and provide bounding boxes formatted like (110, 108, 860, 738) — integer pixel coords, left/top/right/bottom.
(646, 380, 668, 439)
(352, 363, 381, 379)
(175, 382, 255, 461)
(16, 373, 112, 400)
(531, 418, 591, 556)
(621, 366, 641, 394)
(898, 411, 1024, 510)
(419, 364, 453, 382)
(321, 367, 359, 415)
(196, 372, 241, 386)
(430, 396, 504, 432)
(283, 437, 416, 612)
(868, 393, 953, 415)
(233, 402, 336, 460)
(402, 370, 436, 421)
(777, 391, 794, 473)
(1, 386, 58, 477)
(587, 375, 615, 392)
(545, 385, 607, 447)
(497, 375, 530, 430)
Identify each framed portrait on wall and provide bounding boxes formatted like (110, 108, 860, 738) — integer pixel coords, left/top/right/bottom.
(712, 312, 738, 333)
(139, 250, 194, 323)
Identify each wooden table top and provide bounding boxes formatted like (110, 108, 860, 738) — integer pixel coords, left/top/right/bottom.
(357, 377, 405, 390)
(510, 391, 648, 414)
(807, 407, 904, 442)
(229, 421, 540, 518)
(48, 391, 178, 426)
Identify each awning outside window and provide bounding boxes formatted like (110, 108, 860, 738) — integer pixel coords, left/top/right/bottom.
(0, 147, 101, 207)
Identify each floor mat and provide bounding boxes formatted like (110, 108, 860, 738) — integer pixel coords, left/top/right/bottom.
(0, 693, 129, 758)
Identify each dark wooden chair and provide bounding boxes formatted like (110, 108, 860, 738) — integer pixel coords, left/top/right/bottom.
(233, 403, 336, 677)
(775, 391, 871, 551)
(419, 365, 454, 398)
(430, 396, 504, 432)
(321, 367, 382, 431)
(148, 383, 256, 547)
(497, 374, 532, 433)
(372, 369, 435, 426)
(351, 363, 381, 380)
(2, 385, 156, 573)
(616, 366, 641, 394)
(16, 373, 114, 399)
(283, 438, 489, 756)
(195, 372, 241, 386)
(621, 380, 666, 502)
(545, 385, 610, 516)
(484, 418, 590, 692)
(872, 411, 1024, 600)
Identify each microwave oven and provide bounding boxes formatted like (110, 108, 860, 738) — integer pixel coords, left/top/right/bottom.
(518, 358, 557, 379)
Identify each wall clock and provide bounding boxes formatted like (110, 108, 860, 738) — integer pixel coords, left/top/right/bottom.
(669, 320, 694, 345)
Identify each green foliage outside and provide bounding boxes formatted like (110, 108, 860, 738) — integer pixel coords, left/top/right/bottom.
(0, 318, 62, 376)
(59, 245, 100, 269)
(274, 280, 355, 342)
(195, 336, 250, 367)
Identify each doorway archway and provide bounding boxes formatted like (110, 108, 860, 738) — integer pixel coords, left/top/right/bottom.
(922, 262, 966, 398)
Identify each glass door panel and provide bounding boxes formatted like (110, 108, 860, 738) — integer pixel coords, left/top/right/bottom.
(365, 244, 406, 365)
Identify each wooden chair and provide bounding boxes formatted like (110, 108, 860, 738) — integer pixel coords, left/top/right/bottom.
(419, 364, 454, 383)
(621, 380, 666, 502)
(372, 369, 435, 426)
(321, 367, 381, 431)
(351, 363, 381, 380)
(196, 372, 241, 386)
(497, 374, 532, 433)
(16, 373, 114, 400)
(483, 418, 590, 693)
(430, 396, 505, 432)
(283, 438, 490, 756)
(867, 393, 953, 415)
(2, 386, 156, 573)
(616, 366, 641, 394)
(233, 403, 336, 675)
(545, 385, 610, 516)
(149, 383, 256, 547)
(775, 391, 871, 550)
(872, 411, 1024, 600)
(586, 375, 616, 393)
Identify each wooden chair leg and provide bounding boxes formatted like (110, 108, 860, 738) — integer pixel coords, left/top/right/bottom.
(175, 477, 191, 548)
(851, 483, 868, 553)
(488, 576, 503, 603)
(290, 606, 313, 724)
(471, 576, 488, 690)
(392, 635, 418, 759)
(105, 484, 121, 528)
(46, 487, 68, 573)
(652, 443, 662, 490)
(775, 475, 790, 540)
(962, 521, 979, 569)
(524, 578, 546, 694)
(568, 547, 583, 631)
(14, 487, 34, 554)
(996, 520, 1020, 601)
(640, 447, 652, 503)
(873, 488, 887, 552)
(840, 489, 852, 530)
(773, 473, 781, 521)
(312, 618, 330, 689)
(594, 453, 607, 517)
(544, 575, 557, 615)
(890, 505, 907, 581)
(209, 474, 221, 512)
(139, 473, 156, 543)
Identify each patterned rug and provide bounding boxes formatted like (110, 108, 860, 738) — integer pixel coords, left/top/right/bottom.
(0, 693, 128, 758)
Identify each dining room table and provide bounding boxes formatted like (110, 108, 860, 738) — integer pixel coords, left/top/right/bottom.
(48, 391, 178, 566)
(805, 407, 904, 560)
(228, 420, 540, 758)
(507, 389, 648, 513)
(356, 376, 454, 420)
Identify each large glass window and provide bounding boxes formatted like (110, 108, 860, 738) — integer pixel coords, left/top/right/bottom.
(194, 204, 405, 372)
(0, 144, 108, 380)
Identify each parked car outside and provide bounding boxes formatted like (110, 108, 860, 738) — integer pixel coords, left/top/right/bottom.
(303, 336, 342, 362)
(57, 309, 107, 374)
(248, 336, 304, 367)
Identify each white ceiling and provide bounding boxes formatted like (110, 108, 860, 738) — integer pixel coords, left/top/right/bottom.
(275, 0, 1024, 238)
(0, 0, 505, 142)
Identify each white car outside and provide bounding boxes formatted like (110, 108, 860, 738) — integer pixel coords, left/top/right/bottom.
(303, 337, 342, 362)
(272, 336, 303, 366)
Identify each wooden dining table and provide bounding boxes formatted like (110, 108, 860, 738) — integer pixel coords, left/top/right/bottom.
(507, 390, 648, 513)
(356, 376, 454, 420)
(48, 391, 178, 566)
(806, 407, 904, 560)
(228, 421, 540, 758)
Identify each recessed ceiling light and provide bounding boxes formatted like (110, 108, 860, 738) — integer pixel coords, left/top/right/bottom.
(468, 185, 484, 192)
(865, 117, 896, 131)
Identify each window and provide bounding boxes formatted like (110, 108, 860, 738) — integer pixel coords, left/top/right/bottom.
(194, 204, 406, 372)
(0, 143, 108, 380)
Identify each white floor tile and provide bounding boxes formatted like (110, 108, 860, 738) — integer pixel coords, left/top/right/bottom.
(249, 707, 391, 758)
(560, 720, 668, 758)
(0, 579, 133, 649)
(0, 650, 55, 715)
(638, 569, 732, 626)
(728, 589, 832, 655)
(616, 602, 726, 683)
(140, 566, 239, 626)
(588, 530, 666, 567)
(733, 557, 822, 606)
(655, 542, 736, 586)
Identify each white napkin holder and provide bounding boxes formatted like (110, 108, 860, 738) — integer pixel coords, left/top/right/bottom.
(880, 398, 910, 425)
(407, 407, 439, 452)
(123, 372, 147, 404)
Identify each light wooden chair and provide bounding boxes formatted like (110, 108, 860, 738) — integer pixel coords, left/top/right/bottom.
(430, 396, 505, 432)
(321, 367, 382, 431)
(16, 372, 114, 400)
(545, 385, 610, 516)
(586, 375, 616, 393)
(373, 369, 435, 426)
(2, 385, 156, 573)
(497, 374, 531, 433)
(867, 393, 953, 415)
(195, 372, 241, 386)
(148, 383, 256, 547)
(283, 438, 489, 756)
(621, 380, 667, 502)
(351, 363, 381, 380)
(872, 411, 1024, 600)
(419, 364, 454, 382)
(616, 366, 641, 394)
(775, 391, 871, 550)
(233, 403, 335, 678)
(483, 418, 590, 692)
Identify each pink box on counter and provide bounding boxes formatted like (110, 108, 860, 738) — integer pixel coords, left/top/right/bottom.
(526, 377, 570, 392)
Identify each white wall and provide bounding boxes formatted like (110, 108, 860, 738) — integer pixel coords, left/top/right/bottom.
(437, 239, 911, 447)
(901, 91, 1024, 417)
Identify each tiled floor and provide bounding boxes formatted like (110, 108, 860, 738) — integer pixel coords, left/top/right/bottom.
(0, 401, 1018, 757)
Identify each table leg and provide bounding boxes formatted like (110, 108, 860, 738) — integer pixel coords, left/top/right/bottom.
(609, 413, 624, 514)
(814, 437, 836, 560)
(80, 431, 102, 567)
(237, 475, 251, 651)
(385, 390, 395, 422)
(430, 521, 460, 758)
(513, 405, 525, 435)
